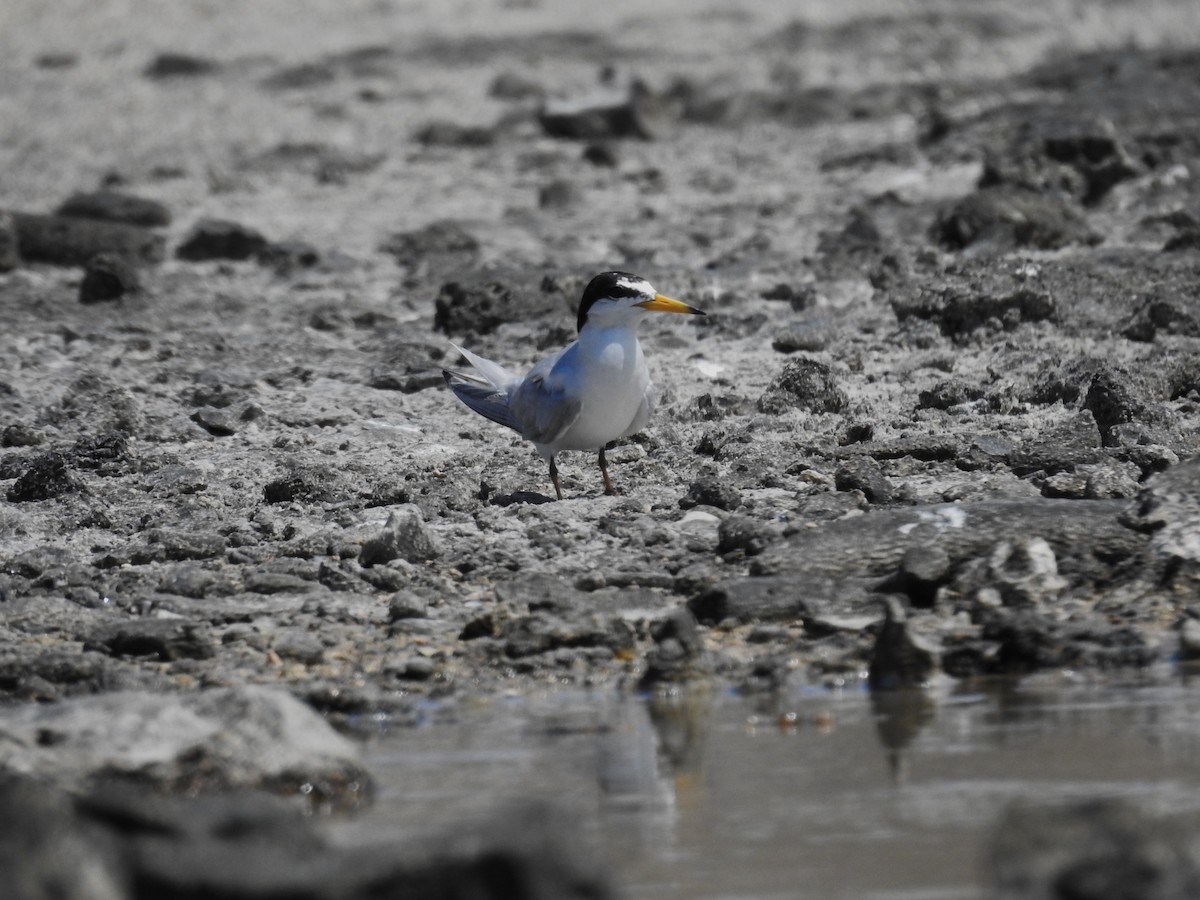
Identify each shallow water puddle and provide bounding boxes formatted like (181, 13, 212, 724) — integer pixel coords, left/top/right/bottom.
(334, 679, 1200, 899)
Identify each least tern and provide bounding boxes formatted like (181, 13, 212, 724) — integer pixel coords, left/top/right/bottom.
(443, 271, 706, 499)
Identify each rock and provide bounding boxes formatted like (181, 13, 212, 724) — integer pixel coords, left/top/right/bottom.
(190, 406, 238, 436)
(0, 775, 127, 900)
(582, 142, 620, 167)
(380, 219, 480, 271)
(716, 514, 773, 556)
(538, 178, 582, 210)
(680, 475, 741, 511)
(387, 591, 428, 622)
(433, 280, 517, 336)
(0, 210, 20, 271)
(689, 575, 828, 624)
(1, 423, 44, 447)
(84, 619, 216, 661)
(489, 70, 545, 100)
(987, 798, 1200, 900)
(834, 456, 894, 503)
(757, 357, 847, 414)
(933, 186, 1100, 251)
(11, 212, 165, 267)
(359, 506, 440, 565)
(256, 239, 321, 273)
(868, 596, 940, 689)
(771, 324, 832, 354)
(892, 280, 1057, 338)
(539, 81, 674, 140)
(143, 52, 220, 79)
(368, 340, 444, 393)
(0, 686, 368, 802)
(51, 371, 144, 434)
(176, 218, 270, 261)
(1010, 410, 1104, 475)
(56, 190, 172, 228)
(413, 120, 496, 147)
(79, 253, 141, 303)
(6, 452, 82, 502)
(979, 538, 1068, 608)
(639, 607, 707, 686)
(917, 378, 985, 410)
(1179, 617, 1200, 661)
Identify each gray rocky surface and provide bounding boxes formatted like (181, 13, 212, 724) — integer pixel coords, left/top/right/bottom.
(3, 1, 1200, 896)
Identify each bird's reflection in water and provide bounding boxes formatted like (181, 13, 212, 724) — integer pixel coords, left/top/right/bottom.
(871, 687, 936, 784)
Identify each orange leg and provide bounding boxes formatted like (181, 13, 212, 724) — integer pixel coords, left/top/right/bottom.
(549, 458, 564, 500)
(599, 447, 619, 496)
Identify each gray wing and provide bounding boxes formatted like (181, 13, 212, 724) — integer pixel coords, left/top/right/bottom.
(621, 379, 657, 437)
(508, 347, 582, 445)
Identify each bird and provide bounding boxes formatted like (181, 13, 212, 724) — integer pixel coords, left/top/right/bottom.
(443, 271, 706, 500)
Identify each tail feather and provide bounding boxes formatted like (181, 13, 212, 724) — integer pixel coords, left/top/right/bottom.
(443, 371, 524, 434)
(449, 342, 520, 391)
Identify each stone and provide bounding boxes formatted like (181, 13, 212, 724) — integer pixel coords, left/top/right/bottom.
(757, 357, 847, 414)
(84, 619, 216, 661)
(6, 452, 82, 502)
(56, 190, 171, 228)
(0, 210, 19, 271)
(987, 799, 1200, 900)
(680, 475, 741, 511)
(176, 219, 270, 261)
(834, 456, 894, 503)
(143, 52, 220, 78)
(933, 185, 1100, 252)
(359, 506, 439, 565)
(12, 212, 165, 267)
(539, 81, 674, 141)
(0, 686, 368, 801)
(79, 253, 141, 303)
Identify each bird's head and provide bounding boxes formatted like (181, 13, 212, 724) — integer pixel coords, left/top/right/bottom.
(576, 271, 706, 332)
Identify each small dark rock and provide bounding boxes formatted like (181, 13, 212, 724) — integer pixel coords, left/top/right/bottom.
(0, 210, 18, 271)
(489, 71, 545, 100)
(143, 52, 220, 79)
(360, 506, 440, 565)
(388, 591, 428, 622)
(639, 607, 707, 687)
(834, 457, 894, 504)
(12, 212, 165, 267)
(191, 407, 237, 437)
(6, 453, 82, 502)
(2, 423, 44, 447)
(933, 186, 1099, 252)
(256, 240, 320, 273)
(413, 121, 496, 148)
(717, 515, 772, 556)
(757, 357, 848, 415)
(689, 576, 812, 625)
(582, 142, 620, 167)
(84, 619, 215, 662)
(176, 219, 269, 261)
(539, 81, 674, 141)
(380, 220, 479, 270)
(56, 191, 171, 228)
(434, 280, 514, 336)
(772, 324, 831, 354)
(917, 378, 985, 410)
(987, 798, 1200, 900)
(680, 475, 741, 511)
(538, 179, 581, 210)
(79, 253, 141, 304)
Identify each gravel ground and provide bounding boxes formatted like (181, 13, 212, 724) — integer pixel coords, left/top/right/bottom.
(3, 1, 1200, 896)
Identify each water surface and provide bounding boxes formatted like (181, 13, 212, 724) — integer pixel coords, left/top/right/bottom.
(337, 678, 1200, 899)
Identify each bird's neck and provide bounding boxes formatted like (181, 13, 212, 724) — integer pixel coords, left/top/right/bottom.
(578, 320, 640, 350)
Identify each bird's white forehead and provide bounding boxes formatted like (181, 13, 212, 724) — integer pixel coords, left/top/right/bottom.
(614, 275, 653, 295)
